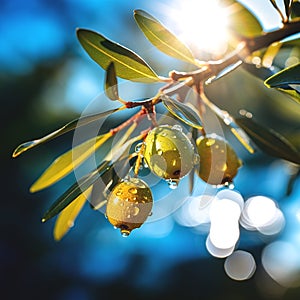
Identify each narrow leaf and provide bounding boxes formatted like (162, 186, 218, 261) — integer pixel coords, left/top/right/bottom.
(53, 186, 92, 241)
(105, 62, 119, 100)
(223, 0, 263, 37)
(77, 29, 162, 83)
(134, 10, 196, 65)
(13, 108, 120, 158)
(30, 133, 112, 192)
(284, 0, 293, 19)
(90, 155, 137, 210)
(206, 60, 242, 84)
(236, 117, 300, 164)
(42, 161, 110, 222)
(277, 87, 300, 104)
(291, 1, 300, 19)
(161, 95, 203, 130)
(200, 93, 254, 153)
(264, 63, 300, 87)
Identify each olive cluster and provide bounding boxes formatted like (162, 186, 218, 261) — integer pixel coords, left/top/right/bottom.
(106, 125, 242, 236)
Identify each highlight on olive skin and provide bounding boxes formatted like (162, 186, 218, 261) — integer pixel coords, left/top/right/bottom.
(144, 125, 196, 182)
(196, 134, 242, 186)
(106, 177, 153, 237)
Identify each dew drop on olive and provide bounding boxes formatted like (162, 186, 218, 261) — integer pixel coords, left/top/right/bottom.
(144, 125, 195, 181)
(106, 177, 153, 236)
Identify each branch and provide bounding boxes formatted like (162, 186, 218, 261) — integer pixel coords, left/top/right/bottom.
(169, 20, 300, 86)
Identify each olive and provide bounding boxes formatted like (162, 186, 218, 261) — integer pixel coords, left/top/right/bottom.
(196, 135, 242, 185)
(106, 177, 153, 236)
(144, 125, 195, 180)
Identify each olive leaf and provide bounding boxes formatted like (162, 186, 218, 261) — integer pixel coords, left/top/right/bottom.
(105, 62, 119, 100)
(222, 0, 263, 37)
(42, 160, 110, 222)
(53, 186, 93, 241)
(76, 29, 163, 83)
(12, 108, 120, 158)
(277, 87, 300, 104)
(284, 0, 293, 19)
(291, 0, 300, 19)
(90, 154, 137, 210)
(206, 60, 242, 84)
(236, 117, 300, 164)
(161, 95, 203, 130)
(200, 93, 254, 153)
(264, 63, 300, 87)
(133, 10, 197, 66)
(30, 133, 112, 193)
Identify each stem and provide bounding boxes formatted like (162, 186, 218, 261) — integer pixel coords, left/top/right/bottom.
(167, 20, 300, 86)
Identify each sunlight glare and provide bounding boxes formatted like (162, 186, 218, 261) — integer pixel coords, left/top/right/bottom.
(171, 0, 229, 55)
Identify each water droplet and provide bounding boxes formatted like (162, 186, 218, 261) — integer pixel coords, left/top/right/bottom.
(149, 212, 153, 216)
(157, 149, 163, 155)
(127, 214, 131, 219)
(113, 226, 117, 229)
(116, 189, 123, 196)
(135, 142, 143, 153)
(125, 198, 129, 202)
(133, 207, 139, 216)
(206, 139, 215, 146)
(172, 159, 177, 167)
(143, 161, 149, 168)
(172, 135, 177, 139)
(120, 202, 124, 207)
(143, 196, 148, 200)
(172, 124, 182, 132)
(129, 187, 138, 194)
(104, 213, 107, 219)
(166, 179, 179, 189)
(121, 231, 130, 238)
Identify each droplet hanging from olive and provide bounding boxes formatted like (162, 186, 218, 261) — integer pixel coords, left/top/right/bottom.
(106, 177, 153, 236)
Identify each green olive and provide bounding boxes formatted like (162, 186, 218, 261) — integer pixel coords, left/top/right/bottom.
(144, 125, 195, 180)
(106, 177, 153, 236)
(196, 135, 242, 185)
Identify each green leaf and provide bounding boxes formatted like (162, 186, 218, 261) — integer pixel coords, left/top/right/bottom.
(264, 63, 300, 87)
(235, 117, 300, 164)
(42, 161, 110, 222)
(278, 87, 300, 104)
(76, 29, 162, 83)
(30, 133, 112, 192)
(161, 95, 202, 130)
(206, 60, 242, 84)
(12, 108, 120, 158)
(105, 62, 119, 100)
(291, 1, 300, 19)
(284, 0, 293, 19)
(133, 10, 197, 65)
(90, 155, 137, 210)
(53, 186, 92, 241)
(242, 62, 276, 81)
(222, 0, 263, 37)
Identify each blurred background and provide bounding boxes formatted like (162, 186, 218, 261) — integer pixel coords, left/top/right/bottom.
(2, 0, 300, 299)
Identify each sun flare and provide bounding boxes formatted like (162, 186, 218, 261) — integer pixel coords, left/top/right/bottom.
(170, 0, 229, 56)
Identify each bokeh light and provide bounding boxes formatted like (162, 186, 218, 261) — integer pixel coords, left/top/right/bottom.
(224, 250, 256, 281)
(262, 241, 300, 288)
(240, 196, 285, 235)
